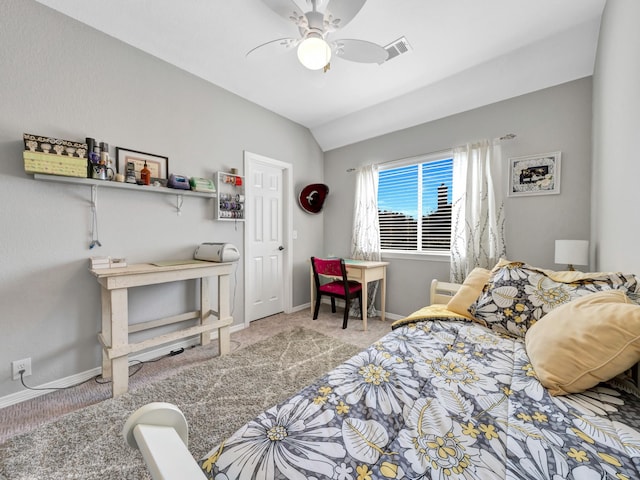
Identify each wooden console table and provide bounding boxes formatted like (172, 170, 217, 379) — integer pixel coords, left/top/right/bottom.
(309, 259, 389, 331)
(90, 261, 233, 397)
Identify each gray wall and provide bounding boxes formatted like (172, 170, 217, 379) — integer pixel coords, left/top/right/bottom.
(592, 0, 640, 273)
(324, 78, 593, 316)
(0, 0, 324, 398)
(1, 0, 622, 402)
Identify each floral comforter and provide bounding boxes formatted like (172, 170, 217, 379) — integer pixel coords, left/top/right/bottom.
(200, 315, 640, 479)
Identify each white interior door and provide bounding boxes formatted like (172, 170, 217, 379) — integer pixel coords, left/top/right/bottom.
(245, 153, 286, 321)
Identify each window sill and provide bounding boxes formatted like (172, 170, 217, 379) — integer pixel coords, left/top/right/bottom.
(381, 251, 450, 263)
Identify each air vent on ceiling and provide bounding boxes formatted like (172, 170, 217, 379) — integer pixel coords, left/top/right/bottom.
(384, 36, 412, 62)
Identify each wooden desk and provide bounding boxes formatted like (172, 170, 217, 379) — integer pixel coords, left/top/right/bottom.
(310, 259, 389, 331)
(90, 261, 234, 397)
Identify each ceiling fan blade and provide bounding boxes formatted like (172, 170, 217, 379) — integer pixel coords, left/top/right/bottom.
(324, 0, 366, 30)
(261, 0, 306, 26)
(334, 39, 388, 64)
(246, 37, 299, 58)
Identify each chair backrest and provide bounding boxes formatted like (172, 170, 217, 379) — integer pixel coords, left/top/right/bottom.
(311, 257, 349, 289)
(312, 257, 344, 276)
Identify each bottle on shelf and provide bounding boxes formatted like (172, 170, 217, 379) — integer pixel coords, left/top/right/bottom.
(86, 137, 96, 177)
(140, 160, 151, 185)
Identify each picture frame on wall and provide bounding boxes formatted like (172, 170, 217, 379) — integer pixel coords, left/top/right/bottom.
(508, 151, 561, 197)
(115, 147, 169, 181)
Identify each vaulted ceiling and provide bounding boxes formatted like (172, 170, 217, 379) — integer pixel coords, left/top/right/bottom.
(35, 0, 606, 151)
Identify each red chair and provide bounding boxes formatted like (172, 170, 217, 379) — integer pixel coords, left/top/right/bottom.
(311, 257, 363, 329)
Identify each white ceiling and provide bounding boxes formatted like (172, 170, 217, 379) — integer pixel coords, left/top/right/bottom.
(35, 0, 606, 151)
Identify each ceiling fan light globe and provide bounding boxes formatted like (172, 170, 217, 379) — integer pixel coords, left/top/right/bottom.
(297, 36, 331, 70)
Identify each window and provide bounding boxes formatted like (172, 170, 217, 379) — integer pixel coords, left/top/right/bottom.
(378, 154, 453, 253)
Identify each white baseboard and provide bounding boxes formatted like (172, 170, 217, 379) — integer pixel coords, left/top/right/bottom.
(0, 323, 246, 409)
(291, 302, 311, 312)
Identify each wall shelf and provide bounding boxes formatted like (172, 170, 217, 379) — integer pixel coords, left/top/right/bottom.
(33, 173, 217, 199)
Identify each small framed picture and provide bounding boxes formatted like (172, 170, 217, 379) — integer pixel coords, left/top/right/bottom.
(115, 147, 169, 180)
(508, 151, 561, 197)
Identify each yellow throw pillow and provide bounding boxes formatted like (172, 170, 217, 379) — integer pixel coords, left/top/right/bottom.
(525, 290, 640, 396)
(446, 268, 491, 322)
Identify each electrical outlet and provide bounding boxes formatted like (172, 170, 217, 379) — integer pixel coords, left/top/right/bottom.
(12, 357, 31, 381)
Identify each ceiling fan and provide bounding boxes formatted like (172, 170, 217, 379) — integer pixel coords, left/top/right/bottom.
(248, 0, 389, 71)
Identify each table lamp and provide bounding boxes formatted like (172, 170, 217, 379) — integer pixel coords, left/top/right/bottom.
(554, 240, 589, 271)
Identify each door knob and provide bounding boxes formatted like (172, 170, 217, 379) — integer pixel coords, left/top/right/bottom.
(278, 245, 285, 251)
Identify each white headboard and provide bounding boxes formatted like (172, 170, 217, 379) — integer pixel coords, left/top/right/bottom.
(430, 279, 461, 305)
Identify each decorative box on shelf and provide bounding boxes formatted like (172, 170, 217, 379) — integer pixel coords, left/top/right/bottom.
(214, 171, 244, 221)
(23, 133, 88, 157)
(23, 133, 88, 178)
(23, 151, 87, 177)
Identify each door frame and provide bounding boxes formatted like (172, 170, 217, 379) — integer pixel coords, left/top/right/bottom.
(243, 150, 293, 327)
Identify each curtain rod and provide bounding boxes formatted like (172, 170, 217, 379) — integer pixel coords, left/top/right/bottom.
(346, 133, 517, 172)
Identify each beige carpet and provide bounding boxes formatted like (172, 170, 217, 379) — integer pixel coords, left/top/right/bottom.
(0, 308, 389, 443)
(0, 312, 390, 479)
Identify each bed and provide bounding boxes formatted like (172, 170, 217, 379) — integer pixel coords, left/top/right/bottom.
(124, 260, 640, 480)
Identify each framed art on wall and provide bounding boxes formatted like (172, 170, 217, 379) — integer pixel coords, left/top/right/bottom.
(508, 151, 561, 197)
(115, 147, 169, 181)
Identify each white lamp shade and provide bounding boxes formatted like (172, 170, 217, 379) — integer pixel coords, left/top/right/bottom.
(297, 35, 331, 70)
(555, 240, 589, 267)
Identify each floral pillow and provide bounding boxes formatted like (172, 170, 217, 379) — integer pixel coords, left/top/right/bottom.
(468, 261, 639, 338)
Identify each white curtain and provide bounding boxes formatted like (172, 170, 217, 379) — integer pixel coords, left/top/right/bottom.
(350, 164, 381, 317)
(450, 139, 506, 283)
